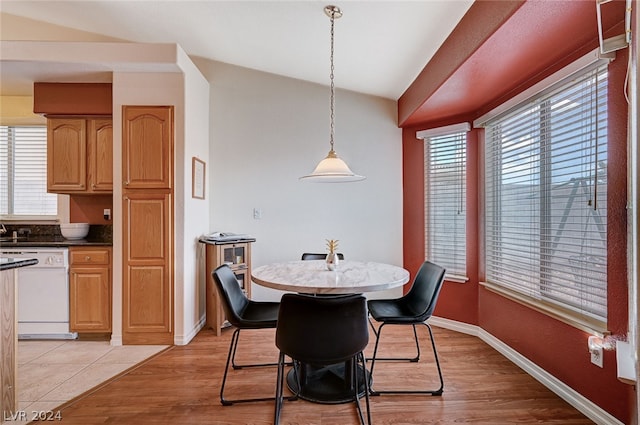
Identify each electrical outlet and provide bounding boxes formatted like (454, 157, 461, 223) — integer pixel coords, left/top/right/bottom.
(588, 336, 604, 368)
(590, 346, 603, 367)
(253, 208, 262, 220)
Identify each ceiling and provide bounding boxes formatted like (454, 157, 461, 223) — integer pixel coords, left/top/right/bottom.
(0, 0, 474, 100)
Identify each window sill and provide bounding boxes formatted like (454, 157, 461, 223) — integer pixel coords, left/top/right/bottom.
(480, 281, 608, 337)
(445, 274, 469, 284)
(0, 216, 59, 223)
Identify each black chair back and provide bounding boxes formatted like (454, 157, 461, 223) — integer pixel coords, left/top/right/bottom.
(301, 252, 345, 260)
(212, 264, 249, 328)
(402, 261, 446, 321)
(276, 293, 368, 365)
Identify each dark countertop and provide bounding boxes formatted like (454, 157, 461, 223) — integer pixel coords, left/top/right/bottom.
(0, 257, 38, 271)
(0, 224, 112, 248)
(0, 237, 112, 248)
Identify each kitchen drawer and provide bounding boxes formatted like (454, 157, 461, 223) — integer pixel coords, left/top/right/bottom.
(70, 248, 110, 265)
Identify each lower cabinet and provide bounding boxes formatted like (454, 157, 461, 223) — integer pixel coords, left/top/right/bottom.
(69, 247, 112, 333)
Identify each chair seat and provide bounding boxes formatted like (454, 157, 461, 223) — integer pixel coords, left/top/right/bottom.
(367, 299, 421, 324)
(238, 301, 280, 328)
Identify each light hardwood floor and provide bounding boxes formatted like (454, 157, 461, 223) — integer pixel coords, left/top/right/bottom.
(40, 324, 594, 424)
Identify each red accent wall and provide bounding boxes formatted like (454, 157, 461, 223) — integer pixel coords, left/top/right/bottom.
(69, 195, 113, 224)
(400, 1, 633, 422)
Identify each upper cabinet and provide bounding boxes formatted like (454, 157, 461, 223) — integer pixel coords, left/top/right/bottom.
(47, 118, 87, 192)
(88, 119, 114, 192)
(47, 117, 113, 194)
(122, 106, 173, 190)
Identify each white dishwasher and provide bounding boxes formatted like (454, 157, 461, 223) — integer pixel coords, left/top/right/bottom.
(0, 248, 77, 339)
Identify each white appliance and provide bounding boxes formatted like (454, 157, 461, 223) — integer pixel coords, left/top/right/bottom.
(0, 248, 77, 339)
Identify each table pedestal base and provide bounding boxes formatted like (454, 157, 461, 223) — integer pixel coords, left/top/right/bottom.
(286, 363, 369, 404)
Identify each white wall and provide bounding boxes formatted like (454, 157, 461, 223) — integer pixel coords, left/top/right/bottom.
(176, 49, 210, 345)
(193, 59, 404, 301)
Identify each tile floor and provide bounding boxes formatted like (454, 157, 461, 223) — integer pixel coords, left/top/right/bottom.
(3, 340, 167, 424)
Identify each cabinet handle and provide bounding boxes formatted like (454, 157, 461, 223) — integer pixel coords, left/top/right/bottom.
(92, 184, 96, 189)
(85, 256, 91, 261)
(124, 180, 129, 186)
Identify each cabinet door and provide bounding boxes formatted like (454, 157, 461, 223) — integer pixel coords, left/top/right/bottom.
(70, 266, 111, 332)
(220, 243, 248, 266)
(47, 118, 86, 192)
(88, 118, 113, 192)
(122, 106, 173, 190)
(123, 191, 173, 344)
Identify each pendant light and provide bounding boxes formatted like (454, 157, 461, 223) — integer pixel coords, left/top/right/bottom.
(300, 5, 365, 183)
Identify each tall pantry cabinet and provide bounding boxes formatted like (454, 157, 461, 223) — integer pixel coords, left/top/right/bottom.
(122, 105, 174, 345)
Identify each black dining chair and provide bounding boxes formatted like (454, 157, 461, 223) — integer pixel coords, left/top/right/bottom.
(301, 252, 345, 260)
(367, 260, 446, 396)
(212, 264, 280, 405)
(274, 293, 372, 425)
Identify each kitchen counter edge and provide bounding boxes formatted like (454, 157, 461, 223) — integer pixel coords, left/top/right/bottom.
(0, 240, 112, 248)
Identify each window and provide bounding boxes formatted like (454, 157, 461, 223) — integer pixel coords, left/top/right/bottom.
(483, 62, 608, 331)
(420, 124, 468, 280)
(0, 126, 57, 218)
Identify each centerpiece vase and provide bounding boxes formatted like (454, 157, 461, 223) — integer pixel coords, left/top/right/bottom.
(326, 252, 339, 271)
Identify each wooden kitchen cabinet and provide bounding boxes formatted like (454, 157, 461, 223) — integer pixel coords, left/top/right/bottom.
(69, 247, 112, 333)
(88, 119, 113, 192)
(122, 189, 173, 344)
(47, 118, 86, 192)
(203, 241, 253, 336)
(122, 105, 174, 345)
(122, 106, 173, 190)
(47, 117, 113, 194)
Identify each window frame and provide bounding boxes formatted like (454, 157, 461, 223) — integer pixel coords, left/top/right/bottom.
(418, 122, 470, 283)
(477, 58, 611, 335)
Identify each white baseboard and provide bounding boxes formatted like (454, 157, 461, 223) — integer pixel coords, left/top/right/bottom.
(174, 316, 207, 346)
(429, 316, 623, 425)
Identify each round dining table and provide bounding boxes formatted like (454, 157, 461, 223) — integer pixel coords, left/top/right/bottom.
(251, 259, 410, 404)
(251, 259, 410, 295)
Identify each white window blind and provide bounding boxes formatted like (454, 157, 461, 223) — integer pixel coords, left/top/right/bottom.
(0, 126, 57, 217)
(423, 129, 467, 279)
(484, 62, 608, 330)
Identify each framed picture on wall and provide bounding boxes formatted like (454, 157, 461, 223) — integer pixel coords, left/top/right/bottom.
(192, 157, 206, 199)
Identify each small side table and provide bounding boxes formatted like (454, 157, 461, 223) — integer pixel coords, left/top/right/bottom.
(199, 238, 255, 336)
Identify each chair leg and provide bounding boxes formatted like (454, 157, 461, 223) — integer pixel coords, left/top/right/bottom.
(367, 319, 420, 362)
(359, 352, 372, 425)
(231, 329, 280, 370)
(274, 352, 285, 425)
(220, 328, 276, 405)
(368, 322, 444, 396)
(425, 323, 444, 395)
(352, 353, 366, 425)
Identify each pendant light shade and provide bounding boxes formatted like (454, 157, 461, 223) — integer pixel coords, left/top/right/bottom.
(300, 149, 365, 182)
(300, 5, 365, 183)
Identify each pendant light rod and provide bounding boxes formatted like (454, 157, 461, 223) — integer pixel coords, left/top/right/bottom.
(300, 5, 365, 183)
(328, 5, 337, 154)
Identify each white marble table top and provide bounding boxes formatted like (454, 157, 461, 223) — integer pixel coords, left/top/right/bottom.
(251, 260, 410, 295)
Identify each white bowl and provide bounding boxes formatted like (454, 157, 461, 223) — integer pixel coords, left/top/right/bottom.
(60, 223, 90, 240)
